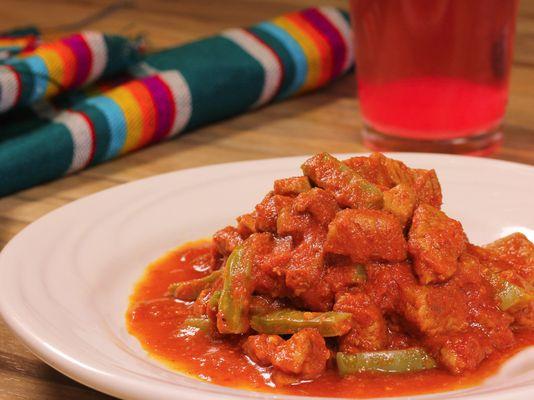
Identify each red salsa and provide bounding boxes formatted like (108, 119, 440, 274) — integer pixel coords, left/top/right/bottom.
(127, 153, 534, 397)
(127, 241, 533, 397)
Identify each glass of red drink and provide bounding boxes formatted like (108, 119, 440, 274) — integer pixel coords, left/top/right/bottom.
(349, 0, 519, 155)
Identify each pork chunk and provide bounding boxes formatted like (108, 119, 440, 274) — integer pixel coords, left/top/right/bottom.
(399, 252, 514, 374)
(274, 176, 312, 196)
(413, 169, 443, 209)
(301, 153, 383, 209)
(285, 240, 325, 296)
(436, 332, 489, 375)
(334, 291, 388, 352)
(242, 334, 285, 366)
(272, 328, 330, 379)
(236, 212, 257, 237)
(485, 233, 534, 282)
(401, 284, 469, 337)
(468, 243, 534, 330)
(325, 209, 407, 264)
(510, 301, 534, 329)
(213, 226, 243, 256)
(255, 192, 294, 233)
(277, 188, 338, 239)
(344, 152, 415, 189)
(324, 262, 367, 293)
(253, 236, 292, 298)
(408, 204, 467, 284)
(292, 276, 334, 312)
(383, 183, 417, 228)
(365, 262, 416, 312)
(293, 188, 339, 227)
(243, 329, 330, 384)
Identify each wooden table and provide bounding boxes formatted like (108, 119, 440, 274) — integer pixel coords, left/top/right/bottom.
(0, 0, 533, 399)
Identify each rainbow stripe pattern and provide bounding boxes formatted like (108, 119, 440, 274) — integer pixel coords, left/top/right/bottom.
(0, 27, 40, 61)
(0, 7, 354, 196)
(0, 35, 38, 60)
(0, 31, 141, 113)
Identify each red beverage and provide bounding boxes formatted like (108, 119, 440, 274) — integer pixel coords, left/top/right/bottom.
(349, 0, 519, 154)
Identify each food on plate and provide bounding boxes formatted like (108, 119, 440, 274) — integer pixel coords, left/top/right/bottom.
(127, 152, 533, 397)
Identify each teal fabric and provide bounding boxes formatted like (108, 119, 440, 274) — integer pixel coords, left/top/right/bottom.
(0, 7, 354, 197)
(145, 36, 267, 130)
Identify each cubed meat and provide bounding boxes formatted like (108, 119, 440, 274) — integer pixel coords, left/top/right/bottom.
(467, 244, 534, 330)
(255, 236, 293, 275)
(276, 205, 311, 240)
(242, 334, 285, 366)
(192, 288, 213, 317)
(285, 241, 324, 296)
(334, 291, 388, 352)
(324, 209, 407, 264)
(253, 236, 292, 298)
(485, 233, 534, 282)
(324, 262, 367, 294)
(383, 183, 417, 228)
(236, 212, 257, 237)
(399, 251, 514, 374)
(293, 188, 339, 227)
(243, 329, 330, 383)
(342, 156, 390, 190)
(365, 262, 416, 312)
(400, 285, 485, 375)
(436, 332, 489, 375)
(291, 276, 334, 312)
(277, 188, 338, 241)
(413, 169, 442, 209)
(255, 192, 294, 233)
(401, 285, 469, 337)
(274, 176, 312, 196)
(271, 328, 330, 379)
(454, 252, 514, 348)
(408, 204, 466, 284)
(301, 153, 383, 209)
(344, 152, 415, 189)
(253, 270, 290, 299)
(510, 301, 534, 329)
(370, 152, 415, 187)
(213, 226, 243, 256)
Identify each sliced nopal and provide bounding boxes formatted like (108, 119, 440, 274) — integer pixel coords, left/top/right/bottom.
(217, 243, 254, 334)
(301, 153, 383, 209)
(250, 309, 352, 337)
(336, 348, 436, 375)
(168, 270, 222, 301)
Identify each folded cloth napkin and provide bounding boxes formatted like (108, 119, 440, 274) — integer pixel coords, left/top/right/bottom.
(0, 7, 353, 197)
(0, 27, 40, 60)
(0, 31, 141, 112)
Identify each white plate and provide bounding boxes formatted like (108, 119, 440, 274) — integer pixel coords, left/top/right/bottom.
(0, 153, 533, 400)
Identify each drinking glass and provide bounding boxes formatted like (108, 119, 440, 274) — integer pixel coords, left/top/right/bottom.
(349, 0, 520, 154)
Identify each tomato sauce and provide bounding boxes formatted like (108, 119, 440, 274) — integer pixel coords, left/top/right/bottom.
(126, 241, 534, 398)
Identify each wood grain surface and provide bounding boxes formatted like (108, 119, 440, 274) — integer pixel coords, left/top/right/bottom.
(0, 1, 533, 399)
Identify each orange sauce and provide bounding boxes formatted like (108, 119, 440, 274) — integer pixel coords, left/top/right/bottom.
(126, 240, 534, 397)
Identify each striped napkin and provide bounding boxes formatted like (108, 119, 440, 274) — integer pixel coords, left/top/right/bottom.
(0, 7, 353, 196)
(0, 27, 40, 61)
